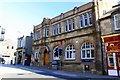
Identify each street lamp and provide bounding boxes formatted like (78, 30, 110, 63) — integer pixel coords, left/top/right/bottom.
(0, 26, 5, 41)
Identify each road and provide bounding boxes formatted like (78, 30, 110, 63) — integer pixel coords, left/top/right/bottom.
(0, 64, 119, 80)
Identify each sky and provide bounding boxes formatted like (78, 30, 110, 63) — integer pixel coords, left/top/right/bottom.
(0, 0, 91, 43)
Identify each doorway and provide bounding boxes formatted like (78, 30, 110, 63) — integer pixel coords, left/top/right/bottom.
(44, 49, 49, 65)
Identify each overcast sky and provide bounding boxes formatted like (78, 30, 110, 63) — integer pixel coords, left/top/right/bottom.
(0, 1, 91, 43)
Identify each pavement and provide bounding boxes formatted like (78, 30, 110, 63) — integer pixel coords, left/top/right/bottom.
(1, 64, 120, 80)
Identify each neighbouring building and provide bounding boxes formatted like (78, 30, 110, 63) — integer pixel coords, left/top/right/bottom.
(100, 4, 120, 77)
(0, 39, 16, 64)
(32, 24, 42, 66)
(16, 34, 33, 66)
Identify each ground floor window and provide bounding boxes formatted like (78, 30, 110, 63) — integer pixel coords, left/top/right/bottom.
(81, 42, 94, 59)
(65, 45, 75, 60)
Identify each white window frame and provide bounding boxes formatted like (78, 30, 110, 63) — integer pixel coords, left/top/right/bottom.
(72, 18, 75, 30)
(34, 49, 39, 60)
(58, 23, 61, 34)
(68, 19, 71, 31)
(114, 14, 120, 30)
(83, 13, 88, 27)
(79, 15, 83, 28)
(65, 45, 76, 60)
(45, 27, 49, 37)
(108, 53, 117, 69)
(64, 21, 68, 32)
(81, 42, 94, 59)
(34, 31, 40, 40)
(88, 12, 92, 26)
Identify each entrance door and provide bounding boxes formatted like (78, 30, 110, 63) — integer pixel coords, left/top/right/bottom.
(44, 49, 49, 65)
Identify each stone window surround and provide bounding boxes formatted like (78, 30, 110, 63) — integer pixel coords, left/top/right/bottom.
(64, 18, 75, 32)
(79, 12, 92, 28)
(81, 42, 94, 59)
(53, 23, 61, 36)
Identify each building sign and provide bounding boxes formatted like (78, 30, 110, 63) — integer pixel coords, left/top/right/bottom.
(103, 35, 120, 43)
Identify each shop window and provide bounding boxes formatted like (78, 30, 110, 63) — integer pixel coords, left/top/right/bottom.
(81, 42, 94, 59)
(108, 54, 114, 67)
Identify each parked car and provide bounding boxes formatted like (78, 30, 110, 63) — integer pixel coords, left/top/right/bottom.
(0, 57, 5, 64)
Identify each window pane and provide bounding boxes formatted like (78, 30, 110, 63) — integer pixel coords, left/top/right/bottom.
(70, 51, 72, 58)
(86, 50, 90, 58)
(86, 42, 90, 48)
(91, 50, 94, 57)
(68, 19, 71, 31)
(72, 18, 75, 29)
(70, 45, 72, 49)
(82, 50, 85, 58)
(82, 44, 85, 49)
(109, 58, 114, 66)
(80, 16, 83, 28)
(84, 14, 88, 26)
(73, 53, 75, 58)
(88, 12, 92, 25)
(67, 52, 69, 58)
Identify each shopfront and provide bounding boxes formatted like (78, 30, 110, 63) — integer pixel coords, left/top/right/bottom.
(103, 34, 120, 76)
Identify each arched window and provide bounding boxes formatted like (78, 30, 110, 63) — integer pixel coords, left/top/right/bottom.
(65, 45, 75, 60)
(81, 42, 94, 59)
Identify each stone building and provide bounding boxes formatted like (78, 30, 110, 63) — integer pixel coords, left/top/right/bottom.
(32, 0, 119, 74)
(32, 2, 103, 74)
(100, 4, 120, 76)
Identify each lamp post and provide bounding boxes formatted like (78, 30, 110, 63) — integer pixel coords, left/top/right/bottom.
(0, 26, 5, 41)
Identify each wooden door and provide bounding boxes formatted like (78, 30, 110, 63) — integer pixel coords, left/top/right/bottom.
(44, 52, 49, 65)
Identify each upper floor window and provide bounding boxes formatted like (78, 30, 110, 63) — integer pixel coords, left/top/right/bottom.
(84, 14, 88, 27)
(79, 12, 92, 28)
(34, 31, 40, 40)
(80, 15, 83, 28)
(65, 45, 75, 60)
(114, 14, 120, 30)
(45, 27, 49, 37)
(53, 23, 61, 36)
(68, 19, 71, 31)
(64, 21, 68, 32)
(64, 18, 75, 32)
(57, 23, 61, 34)
(88, 12, 92, 25)
(72, 18, 75, 30)
(81, 42, 94, 59)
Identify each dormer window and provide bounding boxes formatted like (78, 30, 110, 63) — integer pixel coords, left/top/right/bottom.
(114, 14, 120, 30)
